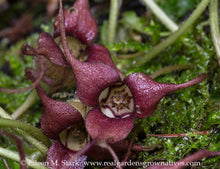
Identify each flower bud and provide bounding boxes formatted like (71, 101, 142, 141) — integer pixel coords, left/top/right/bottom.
(54, 0, 97, 44)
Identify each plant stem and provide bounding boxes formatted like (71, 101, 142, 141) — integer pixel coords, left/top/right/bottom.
(122, 120, 142, 163)
(107, 0, 119, 43)
(209, 0, 220, 65)
(3, 157, 10, 169)
(0, 130, 27, 169)
(16, 129, 48, 155)
(0, 147, 49, 169)
(149, 64, 193, 79)
(97, 140, 122, 169)
(135, 0, 211, 66)
(118, 52, 145, 59)
(0, 118, 50, 148)
(0, 107, 12, 119)
(141, 0, 178, 32)
(104, 143, 122, 169)
(12, 90, 38, 119)
(0, 107, 50, 154)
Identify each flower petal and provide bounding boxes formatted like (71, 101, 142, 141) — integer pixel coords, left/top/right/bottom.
(85, 108, 134, 144)
(22, 32, 68, 67)
(54, 0, 97, 44)
(37, 32, 68, 66)
(40, 96, 82, 139)
(34, 56, 75, 90)
(71, 59, 121, 107)
(25, 69, 83, 139)
(57, 0, 120, 107)
(124, 73, 206, 118)
(59, 122, 90, 151)
(22, 33, 75, 90)
(86, 44, 124, 79)
(47, 141, 87, 169)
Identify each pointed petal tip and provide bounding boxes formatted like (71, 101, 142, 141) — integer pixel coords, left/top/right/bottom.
(125, 72, 206, 119)
(166, 73, 206, 92)
(37, 32, 68, 67)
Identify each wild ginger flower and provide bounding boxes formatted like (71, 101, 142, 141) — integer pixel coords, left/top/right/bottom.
(22, 32, 76, 92)
(25, 68, 88, 169)
(24, 0, 206, 168)
(56, 0, 206, 145)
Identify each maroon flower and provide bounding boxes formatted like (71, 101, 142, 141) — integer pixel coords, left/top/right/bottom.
(22, 32, 75, 92)
(24, 0, 207, 167)
(84, 56, 205, 143)
(25, 68, 90, 168)
(47, 141, 87, 169)
(53, 0, 97, 44)
(56, 0, 206, 145)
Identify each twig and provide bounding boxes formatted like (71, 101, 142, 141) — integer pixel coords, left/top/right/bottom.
(97, 140, 122, 169)
(58, 0, 76, 63)
(105, 144, 122, 169)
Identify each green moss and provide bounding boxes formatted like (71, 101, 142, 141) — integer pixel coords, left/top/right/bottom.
(0, 35, 38, 112)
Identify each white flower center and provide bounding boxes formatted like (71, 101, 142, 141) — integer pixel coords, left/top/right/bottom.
(59, 124, 89, 151)
(99, 83, 134, 118)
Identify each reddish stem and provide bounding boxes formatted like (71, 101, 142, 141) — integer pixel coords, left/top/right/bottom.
(147, 130, 211, 138)
(0, 130, 27, 169)
(3, 157, 11, 169)
(122, 120, 142, 163)
(104, 142, 122, 169)
(58, 0, 78, 66)
(164, 73, 206, 93)
(97, 140, 122, 169)
(206, 130, 217, 150)
(131, 144, 159, 151)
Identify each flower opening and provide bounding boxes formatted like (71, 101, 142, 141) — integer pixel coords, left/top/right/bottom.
(99, 83, 134, 118)
(59, 122, 90, 151)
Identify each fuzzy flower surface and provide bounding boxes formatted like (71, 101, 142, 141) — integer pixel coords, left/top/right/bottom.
(23, 0, 206, 168)
(54, 0, 206, 145)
